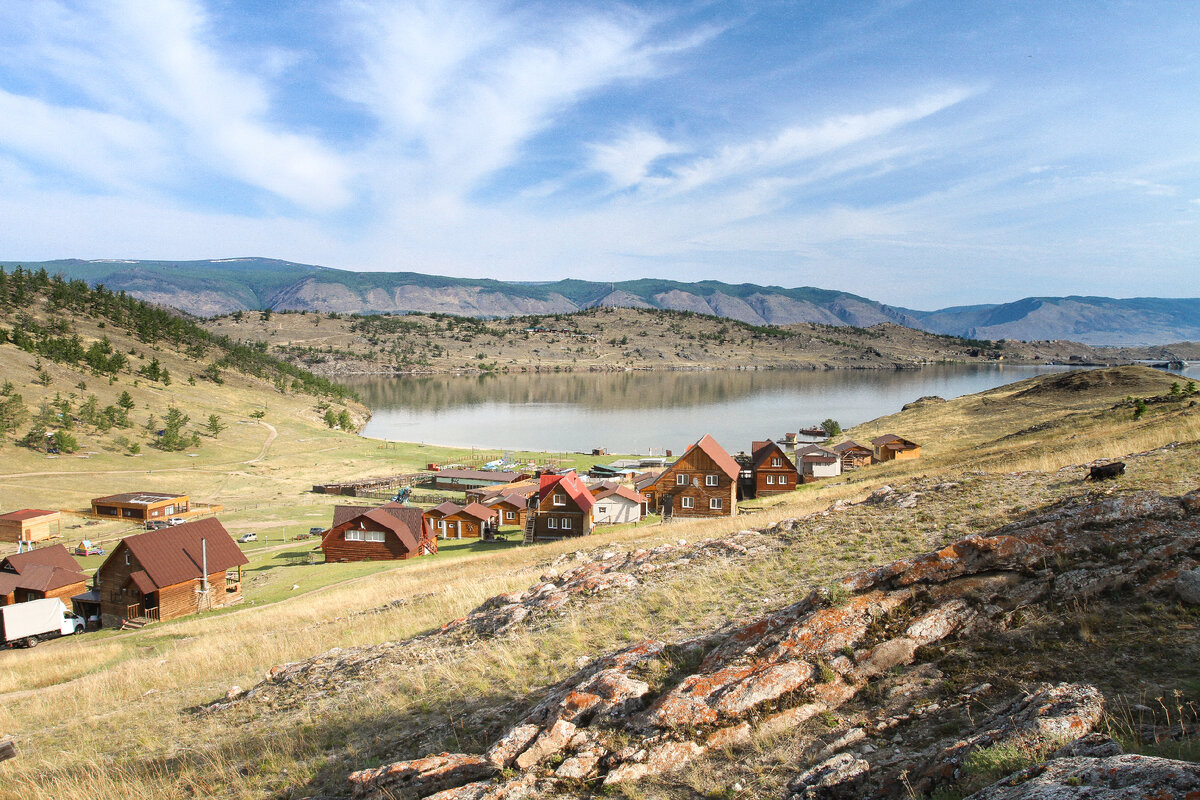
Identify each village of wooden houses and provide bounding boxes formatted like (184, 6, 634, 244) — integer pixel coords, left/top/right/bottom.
(0, 432, 918, 644)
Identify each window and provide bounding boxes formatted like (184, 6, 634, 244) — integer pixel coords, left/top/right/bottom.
(437, 520, 445, 530)
(366, 531, 385, 542)
(163, 505, 175, 515)
(346, 530, 364, 541)
(705, 474, 718, 486)
(553, 493, 566, 506)
(505, 511, 516, 520)
(681, 497, 695, 509)
(710, 498, 723, 510)
(125, 553, 131, 565)
(561, 517, 572, 529)
(596, 506, 608, 515)
(676, 473, 689, 486)
(778, 474, 788, 485)
(771, 457, 782, 467)
(548, 518, 558, 529)
(765, 475, 775, 485)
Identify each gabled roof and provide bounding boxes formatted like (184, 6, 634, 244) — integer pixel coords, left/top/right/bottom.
(750, 440, 795, 471)
(3, 544, 81, 574)
(871, 434, 919, 448)
(359, 506, 426, 550)
(485, 493, 528, 509)
(458, 502, 496, 522)
(433, 469, 527, 483)
(832, 440, 872, 454)
(0, 509, 57, 522)
(106, 518, 247, 590)
(539, 473, 595, 514)
(687, 434, 740, 480)
(332, 505, 376, 528)
(0, 545, 88, 595)
(633, 470, 663, 491)
(593, 485, 647, 505)
(427, 501, 463, 518)
(797, 444, 839, 461)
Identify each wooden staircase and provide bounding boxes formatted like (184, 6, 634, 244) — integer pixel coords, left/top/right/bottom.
(522, 516, 536, 545)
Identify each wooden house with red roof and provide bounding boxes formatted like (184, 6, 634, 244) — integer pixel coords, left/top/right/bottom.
(423, 501, 495, 539)
(871, 434, 921, 463)
(321, 502, 435, 562)
(748, 440, 799, 497)
(530, 472, 595, 540)
(0, 509, 61, 544)
(832, 441, 874, 470)
(642, 434, 739, 518)
(95, 518, 247, 627)
(0, 545, 88, 606)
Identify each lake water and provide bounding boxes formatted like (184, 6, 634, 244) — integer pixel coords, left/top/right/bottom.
(348, 364, 1099, 454)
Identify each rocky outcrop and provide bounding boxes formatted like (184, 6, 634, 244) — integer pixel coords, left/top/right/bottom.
(964, 753, 1200, 799)
(347, 489, 1200, 799)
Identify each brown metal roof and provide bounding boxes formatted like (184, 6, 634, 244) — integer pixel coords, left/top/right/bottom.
(593, 485, 648, 504)
(3, 544, 82, 574)
(832, 440, 872, 454)
(359, 506, 425, 551)
(427, 501, 462, 518)
(459, 502, 496, 522)
(128, 570, 157, 595)
(871, 434, 919, 448)
(109, 518, 247, 590)
(691, 434, 740, 480)
(332, 505, 376, 528)
(0, 509, 57, 522)
(92, 491, 187, 506)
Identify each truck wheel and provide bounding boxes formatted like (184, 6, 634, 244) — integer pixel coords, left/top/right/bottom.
(24, 636, 37, 648)
(75, 625, 85, 635)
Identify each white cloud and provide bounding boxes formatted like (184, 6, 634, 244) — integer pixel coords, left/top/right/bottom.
(589, 128, 680, 188)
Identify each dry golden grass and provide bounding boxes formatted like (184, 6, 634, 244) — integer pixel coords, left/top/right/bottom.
(2, 366, 1197, 800)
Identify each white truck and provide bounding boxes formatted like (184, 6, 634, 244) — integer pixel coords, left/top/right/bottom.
(0, 599, 85, 648)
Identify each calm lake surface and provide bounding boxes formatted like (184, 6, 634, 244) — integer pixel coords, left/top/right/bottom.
(348, 365, 1091, 454)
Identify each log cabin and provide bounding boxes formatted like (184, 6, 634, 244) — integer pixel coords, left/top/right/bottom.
(95, 518, 247, 628)
(321, 502, 436, 562)
(483, 494, 530, 529)
(749, 440, 800, 497)
(530, 472, 595, 540)
(424, 501, 495, 539)
(0, 545, 87, 606)
(642, 434, 739, 518)
(871, 434, 921, 463)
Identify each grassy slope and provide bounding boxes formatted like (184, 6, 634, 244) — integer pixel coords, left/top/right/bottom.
(0, 366, 1196, 799)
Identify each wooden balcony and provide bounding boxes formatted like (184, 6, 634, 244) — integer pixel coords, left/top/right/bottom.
(125, 603, 160, 623)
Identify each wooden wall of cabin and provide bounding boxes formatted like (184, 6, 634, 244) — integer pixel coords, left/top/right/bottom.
(322, 519, 415, 562)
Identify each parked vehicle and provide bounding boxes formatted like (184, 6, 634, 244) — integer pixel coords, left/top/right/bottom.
(1, 599, 85, 648)
(145, 520, 169, 530)
(309, 526, 326, 535)
(74, 540, 104, 556)
(237, 532, 258, 543)
(167, 516, 187, 526)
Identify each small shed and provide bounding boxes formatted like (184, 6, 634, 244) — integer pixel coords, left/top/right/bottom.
(871, 435, 921, 463)
(424, 502, 495, 539)
(795, 444, 842, 481)
(591, 485, 648, 525)
(483, 494, 530, 529)
(832, 441, 874, 470)
(0, 509, 61, 544)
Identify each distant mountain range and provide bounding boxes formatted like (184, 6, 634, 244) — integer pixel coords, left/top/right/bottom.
(3, 258, 1197, 346)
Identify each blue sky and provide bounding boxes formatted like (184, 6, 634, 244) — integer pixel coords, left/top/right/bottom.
(0, 1, 1197, 308)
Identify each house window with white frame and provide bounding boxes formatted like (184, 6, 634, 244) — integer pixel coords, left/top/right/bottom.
(506, 511, 515, 520)
(765, 475, 775, 485)
(705, 474, 718, 486)
(778, 474, 788, 485)
(710, 498, 723, 510)
(548, 518, 558, 529)
(676, 473, 689, 486)
(366, 530, 385, 542)
(553, 493, 566, 506)
(561, 517, 572, 529)
(346, 530, 364, 541)
(681, 496, 695, 509)
(771, 457, 782, 467)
